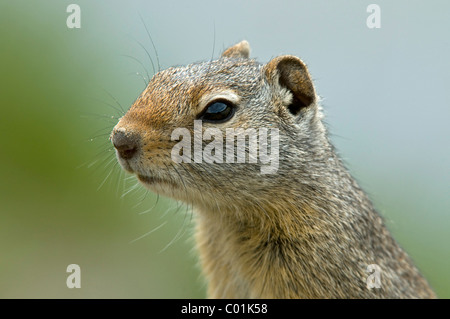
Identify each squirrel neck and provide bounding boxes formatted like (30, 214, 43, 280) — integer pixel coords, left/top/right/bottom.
(195, 133, 373, 237)
(193, 142, 434, 298)
(196, 150, 376, 242)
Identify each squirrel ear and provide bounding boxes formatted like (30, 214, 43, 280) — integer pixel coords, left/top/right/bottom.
(263, 55, 316, 115)
(222, 40, 250, 58)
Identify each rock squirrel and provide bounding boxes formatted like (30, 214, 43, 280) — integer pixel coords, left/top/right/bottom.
(110, 40, 436, 298)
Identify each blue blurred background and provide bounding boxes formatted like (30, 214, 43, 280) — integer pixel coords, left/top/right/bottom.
(0, 0, 448, 298)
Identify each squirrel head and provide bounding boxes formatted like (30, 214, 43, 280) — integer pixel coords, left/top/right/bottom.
(111, 41, 326, 211)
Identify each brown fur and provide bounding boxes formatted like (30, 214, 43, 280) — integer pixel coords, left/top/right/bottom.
(111, 41, 436, 298)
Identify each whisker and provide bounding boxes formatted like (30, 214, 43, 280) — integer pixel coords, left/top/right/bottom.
(139, 14, 160, 72)
(96, 158, 117, 191)
(132, 188, 150, 209)
(124, 174, 137, 182)
(101, 87, 126, 115)
(89, 94, 125, 118)
(158, 214, 187, 254)
(129, 221, 168, 244)
(80, 146, 115, 172)
(80, 111, 120, 123)
(211, 20, 216, 62)
(137, 193, 162, 215)
(137, 194, 161, 215)
(89, 124, 116, 136)
(114, 166, 124, 199)
(205, 21, 217, 79)
(127, 71, 148, 87)
(174, 202, 193, 244)
(121, 180, 141, 198)
(87, 144, 115, 163)
(121, 54, 150, 83)
(131, 37, 156, 76)
(89, 132, 115, 141)
(188, 203, 194, 225)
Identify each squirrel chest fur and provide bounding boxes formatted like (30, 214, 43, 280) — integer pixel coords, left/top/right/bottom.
(111, 41, 436, 298)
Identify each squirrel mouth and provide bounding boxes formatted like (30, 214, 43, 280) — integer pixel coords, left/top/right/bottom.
(137, 174, 157, 184)
(137, 174, 177, 188)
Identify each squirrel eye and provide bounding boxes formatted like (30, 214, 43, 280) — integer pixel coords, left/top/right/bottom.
(199, 100, 235, 123)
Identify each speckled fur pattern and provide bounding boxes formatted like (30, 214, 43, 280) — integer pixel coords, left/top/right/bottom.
(112, 41, 436, 298)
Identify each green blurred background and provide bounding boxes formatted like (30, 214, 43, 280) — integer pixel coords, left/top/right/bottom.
(0, 0, 448, 298)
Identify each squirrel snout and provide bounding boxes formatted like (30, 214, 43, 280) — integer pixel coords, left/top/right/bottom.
(111, 128, 140, 160)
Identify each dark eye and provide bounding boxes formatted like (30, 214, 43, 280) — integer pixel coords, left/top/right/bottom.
(199, 100, 235, 123)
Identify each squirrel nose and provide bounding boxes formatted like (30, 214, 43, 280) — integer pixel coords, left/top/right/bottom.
(112, 128, 140, 160)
